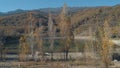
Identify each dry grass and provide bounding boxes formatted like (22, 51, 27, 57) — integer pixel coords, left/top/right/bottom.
(18, 61, 70, 68)
(0, 60, 118, 68)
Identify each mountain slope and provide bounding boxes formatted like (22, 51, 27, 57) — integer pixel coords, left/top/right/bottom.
(1, 5, 120, 35)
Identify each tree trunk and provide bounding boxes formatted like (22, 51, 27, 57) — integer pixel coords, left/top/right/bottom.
(65, 50, 68, 61)
(0, 47, 2, 61)
(51, 51, 53, 61)
(105, 61, 109, 68)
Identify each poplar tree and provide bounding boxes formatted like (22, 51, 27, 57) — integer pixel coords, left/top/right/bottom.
(34, 21, 44, 61)
(19, 35, 29, 61)
(48, 12, 55, 61)
(59, 4, 74, 61)
(96, 20, 113, 68)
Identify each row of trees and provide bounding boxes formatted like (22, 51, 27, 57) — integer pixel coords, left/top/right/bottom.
(82, 20, 113, 68)
(18, 4, 114, 68)
(18, 4, 74, 61)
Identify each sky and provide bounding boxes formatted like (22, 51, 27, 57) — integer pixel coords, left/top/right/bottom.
(0, 0, 120, 12)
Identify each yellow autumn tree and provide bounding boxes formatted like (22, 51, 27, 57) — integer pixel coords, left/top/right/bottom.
(96, 20, 113, 68)
(19, 35, 29, 61)
(59, 4, 74, 61)
(34, 25, 44, 62)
